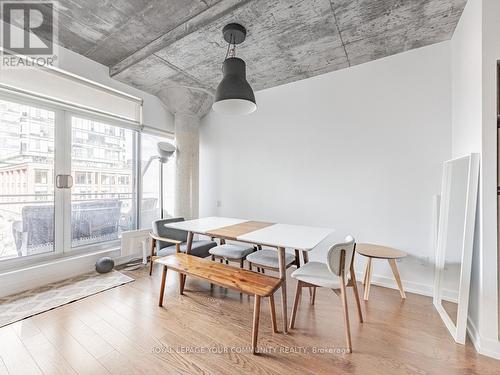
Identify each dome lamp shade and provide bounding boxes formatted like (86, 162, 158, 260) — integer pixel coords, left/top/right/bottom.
(212, 23, 256, 115)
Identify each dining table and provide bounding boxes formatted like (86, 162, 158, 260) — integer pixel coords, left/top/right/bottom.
(164, 216, 334, 333)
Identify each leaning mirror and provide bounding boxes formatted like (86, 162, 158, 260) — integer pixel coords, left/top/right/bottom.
(433, 153, 479, 344)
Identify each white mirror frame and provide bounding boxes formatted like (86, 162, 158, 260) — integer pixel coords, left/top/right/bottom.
(433, 153, 479, 344)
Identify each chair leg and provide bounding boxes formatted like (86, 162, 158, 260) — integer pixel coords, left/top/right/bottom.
(269, 293, 278, 333)
(249, 262, 253, 271)
(159, 266, 167, 307)
(210, 255, 216, 289)
(252, 295, 261, 354)
(149, 238, 156, 276)
(336, 283, 352, 353)
(289, 280, 302, 330)
(302, 250, 313, 298)
(350, 264, 364, 323)
(311, 286, 317, 305)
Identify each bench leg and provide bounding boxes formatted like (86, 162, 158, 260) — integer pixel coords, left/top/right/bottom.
(179, 273, 185, 295)
(159, 266, 167, 307)
(252, 295, 261, 354)
(269, 293, 277, 333)
(239, 260, 244, 298)
(181, 274, 187, 294)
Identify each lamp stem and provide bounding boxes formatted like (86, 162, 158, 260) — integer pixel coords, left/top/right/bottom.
(159, 161, 164, 219)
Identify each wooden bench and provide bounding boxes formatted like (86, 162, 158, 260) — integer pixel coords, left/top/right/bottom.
(155, 253, 282, 354)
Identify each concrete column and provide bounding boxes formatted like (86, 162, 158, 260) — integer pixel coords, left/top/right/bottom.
(158, 86, 213, 219)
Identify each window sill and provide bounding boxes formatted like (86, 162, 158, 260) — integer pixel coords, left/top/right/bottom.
(0, 247, 121, 298)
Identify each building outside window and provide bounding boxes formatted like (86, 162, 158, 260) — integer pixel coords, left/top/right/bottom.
(34, 169, 48, 184)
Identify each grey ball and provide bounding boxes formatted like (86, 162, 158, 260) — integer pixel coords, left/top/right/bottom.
(96, 257, 114, 273)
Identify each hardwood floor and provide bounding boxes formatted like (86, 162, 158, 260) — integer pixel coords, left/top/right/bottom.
(0, 263, 498, 375)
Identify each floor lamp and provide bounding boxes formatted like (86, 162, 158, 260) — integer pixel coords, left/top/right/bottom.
(124, 142, 175, 271)
(142, 142, 176, 219)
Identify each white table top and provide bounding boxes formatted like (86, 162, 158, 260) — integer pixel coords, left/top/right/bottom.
(165, 217, 334, 251)
(164, 217, 247, 233)
(237, 223, 334, 251)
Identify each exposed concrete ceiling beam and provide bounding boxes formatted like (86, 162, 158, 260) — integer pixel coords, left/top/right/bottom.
(110, 0, 253, 77)
(329, 0, 351, 67)
(152, 54, 215, 94)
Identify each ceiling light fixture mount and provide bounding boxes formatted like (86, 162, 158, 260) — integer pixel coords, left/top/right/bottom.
(212, 23, 256, 116)
(223, 23, 247, 45)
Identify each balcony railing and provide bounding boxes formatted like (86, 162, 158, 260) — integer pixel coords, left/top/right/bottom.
(0, 192, 145, 260)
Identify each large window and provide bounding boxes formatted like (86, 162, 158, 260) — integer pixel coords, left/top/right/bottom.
(0, 99, 56, 260)
(0, 94, 173, 266)
(70, 116, 138, 249)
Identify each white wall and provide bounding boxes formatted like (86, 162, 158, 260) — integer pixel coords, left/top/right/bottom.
(200, 42, 452, 295)
(451, 0, 500, 359)
(482, 0, 500, 352)
(450, 0, 484, 345)
(451, 0, 483, 157)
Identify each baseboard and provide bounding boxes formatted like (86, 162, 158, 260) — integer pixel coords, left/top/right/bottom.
(467, 317, 500, 360)
(355, 271, 434, 297)
(358, 271, 500, 360)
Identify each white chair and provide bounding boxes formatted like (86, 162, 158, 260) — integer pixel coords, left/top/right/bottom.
(289, 236, 363, 353)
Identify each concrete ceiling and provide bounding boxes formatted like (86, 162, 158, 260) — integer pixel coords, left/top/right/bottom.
(33, 0, 467, 97)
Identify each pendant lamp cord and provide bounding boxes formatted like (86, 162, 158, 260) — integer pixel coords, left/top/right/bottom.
(222, 35, 236, 71)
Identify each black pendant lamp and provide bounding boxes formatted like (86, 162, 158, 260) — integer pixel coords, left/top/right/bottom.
(212, 23, 256, 115)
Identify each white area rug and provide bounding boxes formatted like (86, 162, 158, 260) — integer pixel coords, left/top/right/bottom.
(0, 270, 133, 327)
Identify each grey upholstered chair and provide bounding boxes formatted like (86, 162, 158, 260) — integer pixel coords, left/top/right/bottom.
(149, 217, 217, 275)
(208, 240, 256, 268)
(245, 245, 298, 274)
(289, 236, 363, 353)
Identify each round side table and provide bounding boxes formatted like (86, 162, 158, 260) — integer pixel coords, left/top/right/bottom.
(356, 243, 407, 300)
